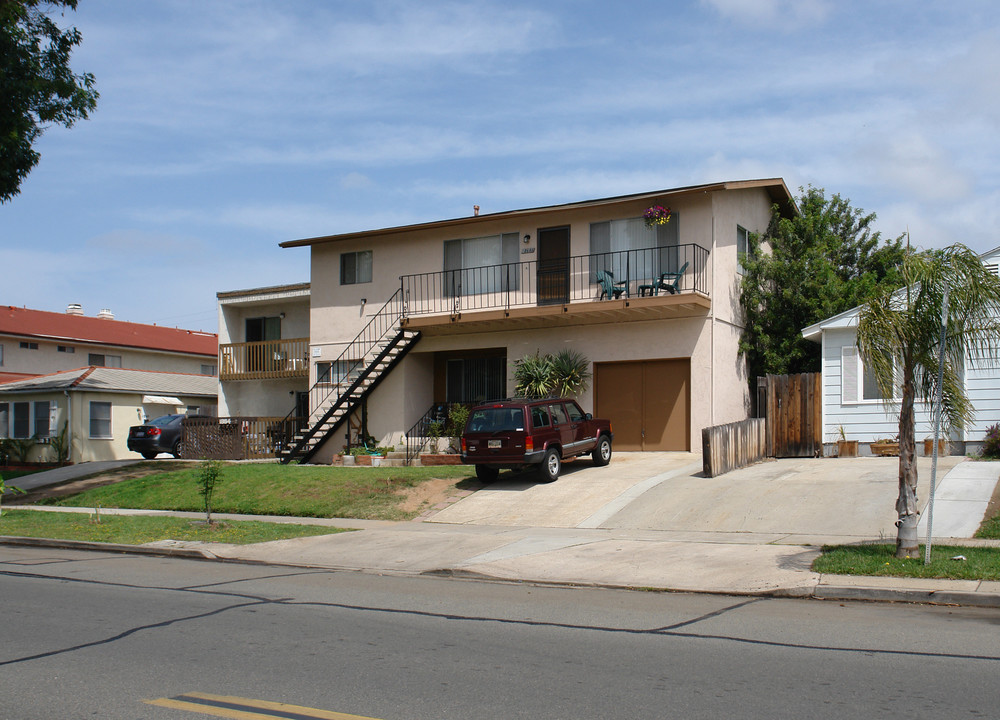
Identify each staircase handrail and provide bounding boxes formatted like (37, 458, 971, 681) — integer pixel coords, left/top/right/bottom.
(281, 289, 404, 431)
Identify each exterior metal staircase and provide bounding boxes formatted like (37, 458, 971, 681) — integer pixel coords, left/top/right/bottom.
(280, 289, 420, 464)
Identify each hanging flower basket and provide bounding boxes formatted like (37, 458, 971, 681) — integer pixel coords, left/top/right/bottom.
(644, 205, 672, 227)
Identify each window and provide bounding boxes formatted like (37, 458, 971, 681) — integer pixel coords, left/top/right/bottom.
(58, 345, 75, 353)
(340, 250, 372, 285)
(33, 401, 52, 438)
(317, 359, 359, 385)
(549, 403, 569, 425)
(19, 341, 38, 350)
(13, 402, 29, 438)
(89, 402, 112, 438)
(200, 364, 217, 376)
(444, 233, 520, 296)
(0, 344, 4, 366)
(530, 405, 550, 428)
(566, 402, 585, 423)
(445, 357, 506, 403)
(842, 346, 895, 402)
(737, 226, 750, 275)
(0, 403, 7, 437)
(88, 353, 122, 368)
(590, 214, 680, 285)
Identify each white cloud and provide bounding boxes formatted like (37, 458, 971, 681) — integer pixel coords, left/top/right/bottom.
(700, 0, 830, 28)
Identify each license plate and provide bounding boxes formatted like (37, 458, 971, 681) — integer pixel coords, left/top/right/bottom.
(135, 431, 145, 437)
(488, 439, 502, 449)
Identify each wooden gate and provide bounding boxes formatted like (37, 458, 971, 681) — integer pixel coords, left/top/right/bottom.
(764, 372, 821, 458)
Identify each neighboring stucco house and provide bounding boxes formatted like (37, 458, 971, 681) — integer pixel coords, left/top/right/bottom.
(801, 246, 1000, 455)
(0, 367, 218, 462)
(221, 179, 795, 463)
(0, 304, 219, 462)
(0, 304, 219, 383)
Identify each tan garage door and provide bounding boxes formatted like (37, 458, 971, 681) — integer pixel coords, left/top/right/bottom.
(595, 359, 690, 451)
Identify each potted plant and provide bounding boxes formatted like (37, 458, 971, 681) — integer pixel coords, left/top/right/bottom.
(836, 426, 858, 457)
(869, 437, 900, 456)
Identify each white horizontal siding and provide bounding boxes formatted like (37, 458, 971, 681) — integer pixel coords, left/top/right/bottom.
(964, 354, 1000, 440)
(821, 328, 938, 442)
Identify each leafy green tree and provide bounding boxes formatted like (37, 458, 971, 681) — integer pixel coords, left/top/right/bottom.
(197, 460, 224, 524)
(739, 186, 906, 387)
(857, 245, 1000, 557)
(1, 0, 98, 202)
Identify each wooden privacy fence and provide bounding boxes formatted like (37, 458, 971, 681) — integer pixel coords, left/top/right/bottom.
(763, 372, 821, 458)
(702, 418, 768, 478)
(182, 417, 304, 460)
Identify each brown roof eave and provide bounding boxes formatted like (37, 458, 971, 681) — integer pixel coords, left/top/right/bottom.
(280, 178, 796, 249)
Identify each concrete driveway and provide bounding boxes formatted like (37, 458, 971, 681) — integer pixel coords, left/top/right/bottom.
(430, 452, 982, 544)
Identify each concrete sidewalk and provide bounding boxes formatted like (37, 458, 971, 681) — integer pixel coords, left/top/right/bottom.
(4, 455, 999, 607)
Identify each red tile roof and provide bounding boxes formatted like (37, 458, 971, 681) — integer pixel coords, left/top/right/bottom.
(0, 371, 39, 385)
(0, 306, 217, 357)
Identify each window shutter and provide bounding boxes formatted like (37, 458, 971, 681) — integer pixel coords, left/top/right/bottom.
(842, 346, 858, 403)
(49, 401, 58, 437)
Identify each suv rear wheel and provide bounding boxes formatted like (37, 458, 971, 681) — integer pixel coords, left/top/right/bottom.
(538, 448, 561, 482)
(475, 464, 499, 483)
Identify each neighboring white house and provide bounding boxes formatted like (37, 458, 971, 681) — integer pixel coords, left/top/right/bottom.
(0, 367, 218, 462)
(801, 246, 1000, 455)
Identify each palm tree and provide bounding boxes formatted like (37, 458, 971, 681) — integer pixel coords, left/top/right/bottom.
(857, 244, 1000, 557)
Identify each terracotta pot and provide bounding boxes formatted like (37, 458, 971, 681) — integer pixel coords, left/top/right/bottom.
(870, 441, 899, 457)
(836, 440, 858, 458)
(923, 438, 949, 456)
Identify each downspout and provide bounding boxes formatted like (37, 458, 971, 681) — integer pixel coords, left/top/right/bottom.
(64, 390, 72, 464)
(710, 206, 717, 428)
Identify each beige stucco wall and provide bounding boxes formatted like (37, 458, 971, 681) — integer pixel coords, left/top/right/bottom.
(0, 334, 214, 377)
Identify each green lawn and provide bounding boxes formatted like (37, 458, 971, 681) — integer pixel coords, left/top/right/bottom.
(812, 543, 1000, 580)
(0, 509, 346, 545)
(35, 462, 476, 521)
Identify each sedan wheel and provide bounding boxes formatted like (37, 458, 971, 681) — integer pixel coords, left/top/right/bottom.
(172, 440, 184, 459)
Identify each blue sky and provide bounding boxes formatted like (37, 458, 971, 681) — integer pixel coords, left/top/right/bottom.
(4, 0, 998, 332)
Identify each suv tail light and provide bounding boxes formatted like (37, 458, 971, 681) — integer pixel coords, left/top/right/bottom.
(525, 436, 534, 452)
(460, 437, 467, 453)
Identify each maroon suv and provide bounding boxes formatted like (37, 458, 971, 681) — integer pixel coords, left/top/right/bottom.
(460, 398, 613, 482)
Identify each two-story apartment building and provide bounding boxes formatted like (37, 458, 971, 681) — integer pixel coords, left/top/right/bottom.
(226, 179, 794, 464)
(0, 304, 219, 462)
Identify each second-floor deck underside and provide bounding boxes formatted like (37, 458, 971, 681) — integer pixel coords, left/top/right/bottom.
(400, 244, 711, 335)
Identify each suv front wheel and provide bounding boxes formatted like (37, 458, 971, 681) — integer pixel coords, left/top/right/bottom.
(538, 448, 561, 482)
(592, 435, 612, 466)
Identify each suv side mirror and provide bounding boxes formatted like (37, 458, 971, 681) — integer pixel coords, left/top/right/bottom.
(585, 413, 592, 420)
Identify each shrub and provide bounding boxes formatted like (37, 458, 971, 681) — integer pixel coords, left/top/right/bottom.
(981, 424, 1000, 459)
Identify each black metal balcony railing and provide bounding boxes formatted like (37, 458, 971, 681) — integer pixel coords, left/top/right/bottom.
(400, 244, 709, 318)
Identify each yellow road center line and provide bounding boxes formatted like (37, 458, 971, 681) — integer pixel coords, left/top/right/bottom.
(143, 692, 383, 720)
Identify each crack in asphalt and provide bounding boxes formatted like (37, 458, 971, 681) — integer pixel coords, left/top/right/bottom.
(2, 566, 999, 667)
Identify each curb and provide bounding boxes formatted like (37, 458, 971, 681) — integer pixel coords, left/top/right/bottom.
(0, 535, 216, 560)
(4, 536, 1000, 609)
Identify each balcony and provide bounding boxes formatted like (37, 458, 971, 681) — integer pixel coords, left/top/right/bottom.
(400, 244, 710, 335)
(219, 338, 310, 381)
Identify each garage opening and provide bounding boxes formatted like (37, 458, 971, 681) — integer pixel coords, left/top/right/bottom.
(595, 358, 690, 451)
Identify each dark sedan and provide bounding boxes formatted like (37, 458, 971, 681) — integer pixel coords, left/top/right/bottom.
(127, 414, 185, 459)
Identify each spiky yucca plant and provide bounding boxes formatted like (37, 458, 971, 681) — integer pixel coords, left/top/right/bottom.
(549, 349, 592, 397)
(512, 351, 553, 398)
